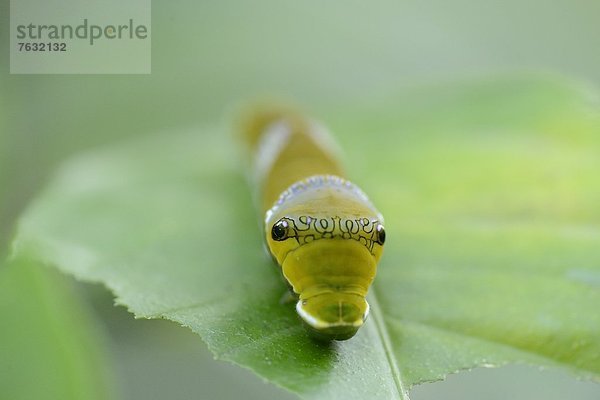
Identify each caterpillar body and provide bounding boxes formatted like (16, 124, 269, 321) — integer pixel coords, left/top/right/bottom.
(240, 106, 385, 340)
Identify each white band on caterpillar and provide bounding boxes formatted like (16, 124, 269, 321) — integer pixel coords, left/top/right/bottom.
(252, 120, 292, 187)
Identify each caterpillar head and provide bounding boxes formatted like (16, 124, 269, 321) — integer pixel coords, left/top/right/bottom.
(296, 292, 369, 341)
(265, 214, 385, 340)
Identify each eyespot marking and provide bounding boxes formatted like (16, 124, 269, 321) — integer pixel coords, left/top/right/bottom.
(271, 219, 289, 241)
(376, 224, 386, 245)
(271, 215, 386, 254)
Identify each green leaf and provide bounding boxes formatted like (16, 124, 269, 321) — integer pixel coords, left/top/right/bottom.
(13, 76, 600, 398)
(0, 257, 116, 400)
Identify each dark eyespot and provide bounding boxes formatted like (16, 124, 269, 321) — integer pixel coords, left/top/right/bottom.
(376, 224, 386, 245)
(271, 220, 289, 241)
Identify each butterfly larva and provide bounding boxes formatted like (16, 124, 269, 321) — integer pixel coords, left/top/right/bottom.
(240, 105, 386, 340)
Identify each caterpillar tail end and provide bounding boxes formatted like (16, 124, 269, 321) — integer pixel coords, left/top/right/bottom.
(236, 101, 304, 151)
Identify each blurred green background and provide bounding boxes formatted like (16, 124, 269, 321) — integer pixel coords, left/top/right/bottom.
(1, 1, 600, 399)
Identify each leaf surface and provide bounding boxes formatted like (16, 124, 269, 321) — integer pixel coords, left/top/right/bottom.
(0, 258, 115, 400)
(14, 77, 600, 398)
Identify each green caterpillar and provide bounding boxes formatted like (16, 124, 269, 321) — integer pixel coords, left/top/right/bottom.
(240, 106, 386, 340)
